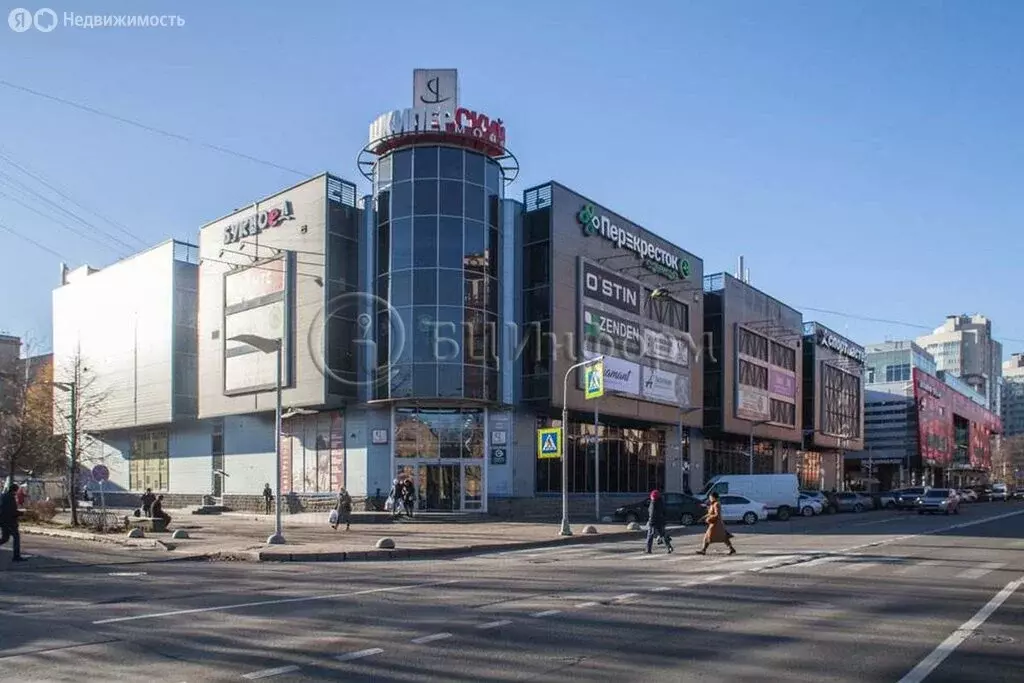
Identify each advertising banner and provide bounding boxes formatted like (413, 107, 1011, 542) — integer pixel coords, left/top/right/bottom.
(583, 307, 643, 355)
(769, 368, 797, 398)
(641, 366, 691, 407)
(913, 369, 954, 468)
(584, 351, 640, 395)
(736, 387, 770, 421)
(581, 260, 642, 316)
(643, 328, 689, 367)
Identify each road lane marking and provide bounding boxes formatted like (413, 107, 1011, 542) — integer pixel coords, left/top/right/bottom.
(611, 593, 639, 602)
(897, 574, 1024, 683)
(677, 573, 729, 587)
(894, 559, 945, 575)
(649, 586, 671, 592)
(242, 665, 301, 679)
(531, 609, 561, 618)
(91, 579, 462, 625)
(961, 562, 1006, 580)
(477, 620, 513, 630)
(576, 601, 599, 608)
(336, 648, 383, 662)
(841, 561, 881, 573)
(410, 632, 452, 645)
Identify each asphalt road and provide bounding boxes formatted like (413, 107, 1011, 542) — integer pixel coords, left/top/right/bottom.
(2, 502, 1023, 682)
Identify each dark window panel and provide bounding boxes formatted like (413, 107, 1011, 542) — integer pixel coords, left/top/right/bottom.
(487, 276, 499, 317)
(523, 207, 550, 244)
(413, 179, 438, 216)
(436, 306, 464, 363)
(437, 269, 463, 307)
(438, 216, 463, 269)
(439, 180, 463, 217)
(465, 152, 485, 185)
(465, 273, 485, 310)
(413, 268, 437, 306)
(377, 155, 392, 185)
(413, 216, 438, 267)
(413, 363, 438, 397)
(413, 147, 438, 178)
(488, 227, 500, 279)
(439, 147, 464, 180)
(485, 160, 501, 192)
(464, 220, 486, 273)
(392, 181, 412, 219)
(390, 364, 412, 398)
(523, 242, 550, 286)
(437, 363, 463, 398)
(487, 192, 500, 228)
(412, 305, 437, 363)
(376, 222, 389, 277)
(465, 365, 484, 399)
(486, 368, 499, 402)
(464, 184, 484, 221)
(392, 150, 412, 182)
(390, 270, 412, 309)
(376, 189, 390, 226)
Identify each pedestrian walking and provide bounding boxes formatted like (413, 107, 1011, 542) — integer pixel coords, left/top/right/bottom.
(387, 479, 402, 518)
(644, 490, 673, 554)
(262, 483, 273, 515)
(0, 482, 24, 562)
(696, 491, 736, 555)
(400, 478, 415, 518)
(332, 487, 353, 531)
(140, 488, 156, 517)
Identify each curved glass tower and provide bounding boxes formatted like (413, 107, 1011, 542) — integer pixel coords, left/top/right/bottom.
(374, 145, 502, 402)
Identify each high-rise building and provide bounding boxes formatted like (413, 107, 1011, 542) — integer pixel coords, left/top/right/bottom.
(915, 314, 1003, 415)
(1002, 353, 1024, 437)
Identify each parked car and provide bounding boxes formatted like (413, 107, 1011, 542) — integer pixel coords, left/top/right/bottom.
(833, 491, 874, 513)
(800, 490, 833, 513)
(917, 488, 960, 515)
(969, 486, 992, 502)
(894, 487, 927, 510)
(878, 491, 900, 509)
(699, 474, 800, 521)
(612, 493, 706, 526)
(717, 495, 769, 525)
(991, 483, 1010, 502)
(958, 489, 978, 503)
(798, 493, 823, 517)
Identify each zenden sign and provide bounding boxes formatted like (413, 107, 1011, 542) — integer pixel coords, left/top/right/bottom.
(578, 204, 691, 280)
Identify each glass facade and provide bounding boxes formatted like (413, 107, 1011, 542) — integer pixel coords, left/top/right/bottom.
(535, 419, 666, 494)
(393, 407, 485, 511)
(374, 146, 502, 401)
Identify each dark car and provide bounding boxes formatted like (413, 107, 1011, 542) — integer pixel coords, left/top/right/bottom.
(917, 488, 960, 515)
(613, 493, 706, 526)
(894, 487, 927, 510)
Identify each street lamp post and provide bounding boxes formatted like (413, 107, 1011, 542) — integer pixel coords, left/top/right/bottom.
(749, 419, 770, 475)
(229, 334, 285, 545)
(560, 355, 604, 537)
(53, 381, 77, 520)
(678, 406, 700, 492)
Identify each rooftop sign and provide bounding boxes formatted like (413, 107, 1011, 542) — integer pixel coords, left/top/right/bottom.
(577, 204, 690, 280)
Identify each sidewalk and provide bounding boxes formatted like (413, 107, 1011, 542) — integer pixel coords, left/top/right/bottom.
(21, 506, 674, 563)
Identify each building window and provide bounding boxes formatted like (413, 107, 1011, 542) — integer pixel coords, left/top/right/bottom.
(770, 342, 796, 371)
(738, 327, 769, 361)
(739, 359, 768, 389)
(885, 363, 911, 382)
(770, 399, 797, 426)
(130, 430, 169, 492)
(535, 421, 665, 494)
(822, 363, 862, 438)
(394, 408, 484, 459)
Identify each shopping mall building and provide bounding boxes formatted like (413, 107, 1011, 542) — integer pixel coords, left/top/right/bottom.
(52, 70, 708, 515)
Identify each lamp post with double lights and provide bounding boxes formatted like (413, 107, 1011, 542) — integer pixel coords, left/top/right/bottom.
(560, 355, 604, 537)
(228, 334, 285, 545)
(677, 406, 701, 493)
(52, 381, 77, 520)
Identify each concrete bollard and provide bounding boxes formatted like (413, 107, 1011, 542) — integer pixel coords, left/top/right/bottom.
(171, 529, 190, 540)
(601, 516, 613, 523)
(376, 537, 396, 550)
(127, 527, 145, 539)
(582, 525, 598, 535)
(626, 522, 641, 531)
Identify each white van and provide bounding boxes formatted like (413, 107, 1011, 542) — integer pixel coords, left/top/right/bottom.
(698, 474, 800, 521)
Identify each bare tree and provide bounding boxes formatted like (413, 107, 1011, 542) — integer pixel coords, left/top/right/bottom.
(52, 350, 109, 526)
(0, 341, 64, 482)
(993, 435, 1024, 484)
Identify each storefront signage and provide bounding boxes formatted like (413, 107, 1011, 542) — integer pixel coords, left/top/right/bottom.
(581, 261, 642, 315)
(769, 368, 797, 398)
(643, 328, 689, 367)
(583, 307, 642, 349)
(577, 204, 690, 280)
(641, 366, 691, 407)
(736, 387, 770, 421)
(369, 106, 506, 153)
(917, 379, 943, 400)
(816, 328, 866, 363)
(223, 201, 294, 245)
(584, 352, 640, 395)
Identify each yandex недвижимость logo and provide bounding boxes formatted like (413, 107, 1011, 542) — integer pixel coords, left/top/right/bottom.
(577, 204, 690, 279)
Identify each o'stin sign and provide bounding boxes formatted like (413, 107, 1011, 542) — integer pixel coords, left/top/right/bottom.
(578, 204, 690, 279)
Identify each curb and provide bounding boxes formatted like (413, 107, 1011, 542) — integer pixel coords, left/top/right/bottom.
(247, 524, 699, 563)
(21, 525, 169, 550)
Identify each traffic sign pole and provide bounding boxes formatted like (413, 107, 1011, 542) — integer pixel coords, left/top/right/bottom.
(594, 404, 600, 522)
(560, 356, 604, 537)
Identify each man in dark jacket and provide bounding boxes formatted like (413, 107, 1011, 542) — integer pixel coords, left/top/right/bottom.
(0, 483, 24, 561)
(645, 489, 673, 554)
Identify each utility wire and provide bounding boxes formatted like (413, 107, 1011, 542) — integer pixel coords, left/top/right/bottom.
(0, 188, 130, 257)
(0, 220, 67, 260)
(0, 78, 311, 177)
(0, 147, 148, 248)
(798, 305, 1024, 346)
(0, 171, 136, 253)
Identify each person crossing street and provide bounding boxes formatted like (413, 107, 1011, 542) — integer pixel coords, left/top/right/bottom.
(644, 489, 673, 554)
(696, 491, 736, 555)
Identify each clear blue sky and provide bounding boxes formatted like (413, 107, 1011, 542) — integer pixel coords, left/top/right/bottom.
(1, 0, 1022, 358)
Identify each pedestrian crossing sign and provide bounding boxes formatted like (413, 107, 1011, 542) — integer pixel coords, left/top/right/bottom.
(537, 428, 562, 459)
(584, 360, 604, 400)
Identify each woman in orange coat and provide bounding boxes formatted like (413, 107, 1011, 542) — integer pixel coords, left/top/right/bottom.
(697, 492, 736, 555)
